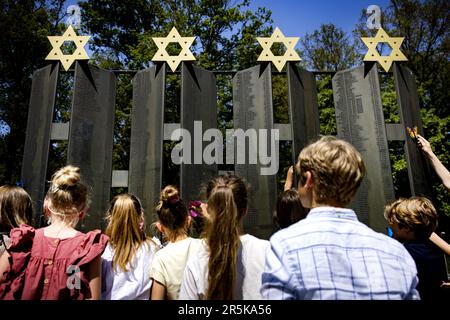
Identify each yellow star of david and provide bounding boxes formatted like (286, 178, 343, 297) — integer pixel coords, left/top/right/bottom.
(151, 27, 196, 72)
(361, 27, 408, 72)
(45, 25, 90, 71)
(257, 27, 301, 72)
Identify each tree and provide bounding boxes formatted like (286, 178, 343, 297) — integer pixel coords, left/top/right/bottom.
(302, 23, 360, 71)
(300, 23, 361, 136)
(80, 0, 274, 188)
(0, 0, 67, 184)
(353, 0, 450, 217)
(81, 0, 273, 70)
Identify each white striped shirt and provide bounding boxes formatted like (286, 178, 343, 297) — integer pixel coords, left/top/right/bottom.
(261, 207, 420, 300)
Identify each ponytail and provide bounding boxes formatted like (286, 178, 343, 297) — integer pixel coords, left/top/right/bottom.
(206, 186, 240, 300)
(105, 194, 146, 272)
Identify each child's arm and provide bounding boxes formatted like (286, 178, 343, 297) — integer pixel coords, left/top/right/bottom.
(0, 251, 10, 284)
(284, 166, 294, 191)
(86, 255, 102, 300)
(150, 280, 166, 300)
(429, 232, 450, 256)
(417, 135, 450, 191)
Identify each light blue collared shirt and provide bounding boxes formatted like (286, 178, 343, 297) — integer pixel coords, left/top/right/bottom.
(261, 207, 419, 300)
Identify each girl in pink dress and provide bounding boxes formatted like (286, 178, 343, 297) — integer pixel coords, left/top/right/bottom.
(0, 165, 108, 300)
(0, 185, 33, 256)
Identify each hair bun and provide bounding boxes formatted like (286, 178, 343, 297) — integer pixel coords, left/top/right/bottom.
(160, 185, 179, 204)
(52, 165, 81, 189)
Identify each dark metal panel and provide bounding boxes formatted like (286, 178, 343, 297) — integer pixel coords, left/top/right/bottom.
(50, 122, 70, 140)
(232, 64, 277, 239)
(332, 64, 394, 232)
(287, 62, 320, 162)
(386, 123, 406, 141)
(129, 65, 165, 223)
(21, 63, 59, 226)
(287, 62, 320, 189)
(180, 63, 217, 203)
(393, 63, 431, 197)
(67, 62, 116, 231)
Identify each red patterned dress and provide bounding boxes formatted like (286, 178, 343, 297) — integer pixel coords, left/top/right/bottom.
(0, 225, 108, 300)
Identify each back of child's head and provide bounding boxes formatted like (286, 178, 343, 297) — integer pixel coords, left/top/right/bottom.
(274, 189, 307, 230)
(105, 193, 146, 272)
(45, 165, 88, 223)
(384, 197, 438, 241)
(205, 174, 248, 219)
(0, 185, 33, 232)
(155, 185, 188, 241)
(296, 136, 365, 206)
(203, 174, 249, 300)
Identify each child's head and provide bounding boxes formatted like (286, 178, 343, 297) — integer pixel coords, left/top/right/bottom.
(203, 174, 248, 300)
(105, 193, 146, 272)
(155, 185, 189, 242)
(44, 165, 88, 226)
(274, 189, 307, 230)
(384, 197, 438, 242)
(0, 185, 33, 232)
(295, 136, 365, 208)
(205, 174, 248, 219)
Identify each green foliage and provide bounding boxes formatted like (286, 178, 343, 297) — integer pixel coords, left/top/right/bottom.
(420, 108, 450, 216)
(272, 75, 289, 124)
(81, 0, 273, 70)
(1, 0, 448, 222)
(379, 74, 400, 124)
(0, 0, 67, 184)
(301, 23, 361, 71)
(80, 0, 274, 185)
(316, 76, 336, 136)
(352, 0, 450, 218)
(300, 23, 360, 136)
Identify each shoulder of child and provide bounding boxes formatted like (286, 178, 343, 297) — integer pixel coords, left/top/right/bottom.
(241, 234, 270, 249)
(68, 230, 109, 266)
(189, 237, 205, 249)
(374, 229, 413, 255)
(143, 238, 160, 254)
(8, 224, 36, 251)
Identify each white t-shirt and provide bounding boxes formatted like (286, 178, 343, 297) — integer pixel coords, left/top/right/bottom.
(101, 240, 157, 300)
(149, 237, 202, 300)
(179, 234, 270, 300)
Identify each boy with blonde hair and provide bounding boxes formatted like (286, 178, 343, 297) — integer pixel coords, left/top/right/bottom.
(385, 197, 449, 300)
(261, 136, 419, 299)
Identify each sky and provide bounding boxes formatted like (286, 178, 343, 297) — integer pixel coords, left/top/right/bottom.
(65, 0, 391, 47)
(249, 0, 390, 43)
(61, 0, 394, 55)
(58, 0, 396, 65)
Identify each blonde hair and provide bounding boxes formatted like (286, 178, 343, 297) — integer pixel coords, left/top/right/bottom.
(204, 174, 248, 300)
(384, 197, 438, 241)
(295, 136, 365, 206)
(105, 194, 150, 272)
(0, 185, 33, 231)
(45, 165, 88, 225)
(155, 186, 189, 242)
